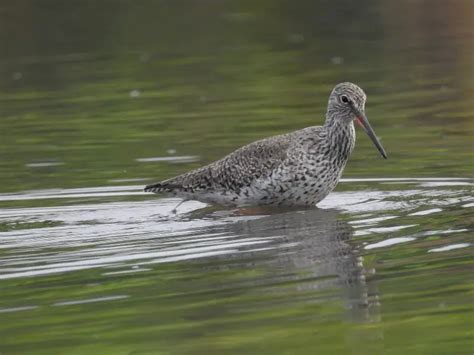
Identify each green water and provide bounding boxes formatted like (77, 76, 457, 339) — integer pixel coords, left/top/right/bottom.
(0, 1, 473, 354)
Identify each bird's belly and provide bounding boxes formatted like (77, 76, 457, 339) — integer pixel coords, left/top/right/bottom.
(184, 179, 330, 207)
(238, 162, 344, 207)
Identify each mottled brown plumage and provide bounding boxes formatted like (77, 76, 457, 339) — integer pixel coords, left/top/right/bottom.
(145, 82, 387, 207)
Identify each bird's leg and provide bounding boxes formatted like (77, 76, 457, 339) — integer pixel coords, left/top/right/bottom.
(171, 199, 185, 214)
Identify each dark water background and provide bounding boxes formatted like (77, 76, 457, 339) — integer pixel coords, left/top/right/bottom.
(0, 1, 473, 354)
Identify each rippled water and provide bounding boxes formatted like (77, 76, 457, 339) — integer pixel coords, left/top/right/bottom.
(3, 178, 468, 278)
(1, 178, 472, 354)
(1, 0, 473, 354)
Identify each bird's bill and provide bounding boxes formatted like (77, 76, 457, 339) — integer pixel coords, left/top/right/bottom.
(355, 115, 388, 159)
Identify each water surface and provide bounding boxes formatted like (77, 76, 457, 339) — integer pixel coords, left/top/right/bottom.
(0, 1, 473, 354)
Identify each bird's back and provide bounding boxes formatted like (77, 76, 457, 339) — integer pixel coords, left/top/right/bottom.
(145, 131, 294, 201)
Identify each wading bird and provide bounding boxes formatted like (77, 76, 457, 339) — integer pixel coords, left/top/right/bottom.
(145, 82, 387, 208)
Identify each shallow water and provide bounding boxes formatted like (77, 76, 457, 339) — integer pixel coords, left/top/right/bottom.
(0, 1, 473, 354)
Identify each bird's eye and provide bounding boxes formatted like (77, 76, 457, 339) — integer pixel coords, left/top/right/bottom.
(341, 95, 350, 104)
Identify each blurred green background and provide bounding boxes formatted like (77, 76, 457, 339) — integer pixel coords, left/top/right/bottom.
(0, 0, 472, 194)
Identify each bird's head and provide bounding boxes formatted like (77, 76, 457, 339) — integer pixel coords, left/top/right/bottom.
(327, 82, 387, 159)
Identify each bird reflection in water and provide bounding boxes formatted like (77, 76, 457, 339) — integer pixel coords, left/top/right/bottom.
(198, 206, 381, 323)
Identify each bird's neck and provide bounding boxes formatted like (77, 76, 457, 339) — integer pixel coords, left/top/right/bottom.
(324, 116, 356, 162)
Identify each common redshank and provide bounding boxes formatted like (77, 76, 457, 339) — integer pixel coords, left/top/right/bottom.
(145, 82, 387, 207)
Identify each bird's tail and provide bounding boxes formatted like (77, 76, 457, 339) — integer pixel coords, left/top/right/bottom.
(144, 182, 184, 193)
